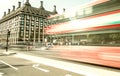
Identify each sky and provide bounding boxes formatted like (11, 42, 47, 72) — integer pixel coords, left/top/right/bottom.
(0, 0, 93, 19)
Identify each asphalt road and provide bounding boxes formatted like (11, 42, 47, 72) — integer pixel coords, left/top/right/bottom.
(0, 49, 120, 76)
(0, 54, 83, 76)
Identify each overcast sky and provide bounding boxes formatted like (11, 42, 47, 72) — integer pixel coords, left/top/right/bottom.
(0, 0, 93, 19)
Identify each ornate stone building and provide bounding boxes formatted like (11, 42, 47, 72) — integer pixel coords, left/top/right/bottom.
(0, 0, 57, 45)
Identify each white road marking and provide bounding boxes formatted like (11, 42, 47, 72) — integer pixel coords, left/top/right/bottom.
(65, 74, 72, 76)
(0, 72, 4, 76)
(32, 64, 49, 72)
(0, 60, 18, 70)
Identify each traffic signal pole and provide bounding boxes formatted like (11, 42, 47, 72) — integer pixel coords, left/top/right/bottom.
(6, 30, 10, 52)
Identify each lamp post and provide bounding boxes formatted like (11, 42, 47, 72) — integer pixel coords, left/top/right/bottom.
(6, 29, 10, 52)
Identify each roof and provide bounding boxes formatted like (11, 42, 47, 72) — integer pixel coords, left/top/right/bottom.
(0, 0, 57, 23)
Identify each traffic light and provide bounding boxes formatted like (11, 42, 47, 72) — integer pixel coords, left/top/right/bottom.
(8, 30, 10, 37)
(6, 30, 10, 52)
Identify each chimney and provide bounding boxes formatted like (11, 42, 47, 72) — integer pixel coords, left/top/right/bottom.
(63, 8, 65, 13)
(18, 2, 21, 8)
(25, 0, 31, 6)
(4, 12, 6, 16)
(8, 9, 10, 14)
(40, 1, 43, 7)
(40, 1, 44, 10)
(53, 5, 57, 14)
(12, 5, 15, 11)
(54, 5, 56, 9)
(27, 0, 29, 2)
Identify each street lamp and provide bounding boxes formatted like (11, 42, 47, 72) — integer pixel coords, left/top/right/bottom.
(6, 29, 10, 52)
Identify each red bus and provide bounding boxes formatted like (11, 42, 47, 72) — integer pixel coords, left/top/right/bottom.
(44, 0, 120, 68)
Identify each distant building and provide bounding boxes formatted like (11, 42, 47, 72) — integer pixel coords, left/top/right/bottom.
(0, 0, 57, 45)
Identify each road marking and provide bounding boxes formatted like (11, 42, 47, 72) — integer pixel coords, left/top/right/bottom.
(0, 72, 4, 76)
(65, 74, 72, 76)
(0, 60, 18, 70)
(32, 64, 50, 72)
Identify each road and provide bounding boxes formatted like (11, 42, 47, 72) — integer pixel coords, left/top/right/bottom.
(0, 49, 120, 76)
(0, 54, 83, 76)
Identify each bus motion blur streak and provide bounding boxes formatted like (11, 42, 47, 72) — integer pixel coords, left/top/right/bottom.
(44, 0, 120, 68)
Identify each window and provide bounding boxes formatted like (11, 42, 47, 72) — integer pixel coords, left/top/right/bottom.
(25, 31, 29, 37)
(36, 27, 39, 32)
(20, 15, 24, 20)
(20, 20, 24, 25)
(20, 24, 24, 27)
(26, 34, 29, 37)
(77, 9, 84, 16)
(21, 31, 24, 36)
(40, 18, 43, 22)
(20, 27, 24, 31)
(26, 20, 30, 25)
(36, 17, 39, 21)
(36, 22, 39, 26)
(26, 26, 29, 31)
(31, 27, 34, 31)
(40, 22, 43, 26)
(40, 29, 43, 32)
(32, 16, 35, 20)
(26, 15, 30, 19)
(85, 7, 93, 15)
(31, 21, 34, 26)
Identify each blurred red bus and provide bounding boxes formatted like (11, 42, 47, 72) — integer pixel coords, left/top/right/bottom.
(44, 0, 120, 68)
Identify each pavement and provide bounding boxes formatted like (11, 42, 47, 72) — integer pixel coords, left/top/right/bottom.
(0, 47, 53, 57)
(0, 49, 17, 56)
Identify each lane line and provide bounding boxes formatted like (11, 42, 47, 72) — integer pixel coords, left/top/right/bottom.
(0, 60, 18, 70)
(32, 64, 50, 72)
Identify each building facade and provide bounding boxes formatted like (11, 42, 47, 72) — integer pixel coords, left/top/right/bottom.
(0, 0, 57, 45)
